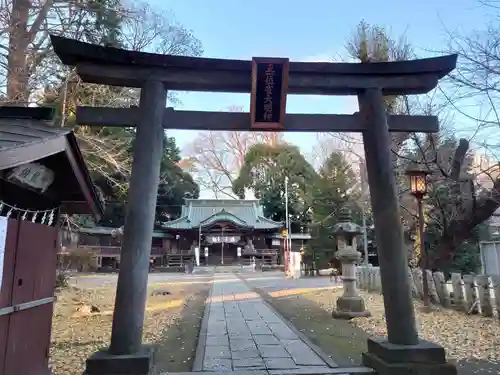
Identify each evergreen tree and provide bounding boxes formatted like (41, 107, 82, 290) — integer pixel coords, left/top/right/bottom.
(308, 152, 361, 268)
(232, 143, 317, 231)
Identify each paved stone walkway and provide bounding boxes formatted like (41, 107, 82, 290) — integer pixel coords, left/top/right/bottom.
(197, 274, 337, 373)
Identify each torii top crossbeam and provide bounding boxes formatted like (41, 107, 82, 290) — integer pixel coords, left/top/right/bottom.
(50, 35, 457, 96)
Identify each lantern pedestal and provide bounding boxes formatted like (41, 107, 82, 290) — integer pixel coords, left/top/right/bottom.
(332, 248, 371, 319)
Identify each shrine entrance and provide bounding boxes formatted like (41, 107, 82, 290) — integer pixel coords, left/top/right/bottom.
(205, 243, 236, 265)
(50, 35, 458, 375)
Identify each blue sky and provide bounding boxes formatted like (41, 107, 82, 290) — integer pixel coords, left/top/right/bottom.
(151, 0, 490, 155)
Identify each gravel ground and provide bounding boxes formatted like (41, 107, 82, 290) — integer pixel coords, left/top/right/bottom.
(50, 279, 211, 375)
(243, 273, 500, 375)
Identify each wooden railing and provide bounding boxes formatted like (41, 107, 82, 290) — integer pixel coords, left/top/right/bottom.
(167, 249, 194, 255)
(242, 248, 278, 256)
(73, 245, 164, 256)
(71, 246, 279, 257)
(166, 249, 278, 255)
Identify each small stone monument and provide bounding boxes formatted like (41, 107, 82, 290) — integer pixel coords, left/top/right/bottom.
(332, 207, 371, 319)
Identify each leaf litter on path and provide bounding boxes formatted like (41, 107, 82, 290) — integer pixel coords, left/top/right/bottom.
(50, 281, 210, 375)
(263, 287, 500, 374)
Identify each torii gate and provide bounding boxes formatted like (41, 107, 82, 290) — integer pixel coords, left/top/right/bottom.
(50, 35, 457, 375)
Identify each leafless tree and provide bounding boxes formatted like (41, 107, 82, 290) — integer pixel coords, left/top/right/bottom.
(1, 0, 202, 198)
(185, 106, 285, 198)
(1, 0, 202, 104)
(308, 132, 364, 170)
(441, 10, 500, 156)
(1, 0, 132, 104)
(330, 20, 500, 269)
(425, 2, 500, 267)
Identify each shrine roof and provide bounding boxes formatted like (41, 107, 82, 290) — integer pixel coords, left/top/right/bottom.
(79, 226, 168, 238)
(162, 199, 283, 230)
(0, 106, 104, 218)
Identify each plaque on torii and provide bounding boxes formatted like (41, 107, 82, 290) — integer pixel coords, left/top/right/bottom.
(250, 57, 289, 130)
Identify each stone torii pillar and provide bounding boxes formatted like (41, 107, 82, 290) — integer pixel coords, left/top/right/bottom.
(86, 81, 166, 375)
(358, 89, 457, 375)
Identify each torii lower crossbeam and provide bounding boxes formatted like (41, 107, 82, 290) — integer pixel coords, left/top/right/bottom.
(76, 106, 439, 133)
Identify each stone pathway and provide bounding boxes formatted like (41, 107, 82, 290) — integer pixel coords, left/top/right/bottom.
(196, 274, 339, 374)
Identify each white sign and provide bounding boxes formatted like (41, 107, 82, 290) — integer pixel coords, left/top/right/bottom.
(207, 235, 240, 244)
(291, 252, 302, 279)
(194, 247, 200, 266)
(204, 247, 209, 257)
(237, 247, 242, 257)
(0, 217, 7, 290)
(9, 163, 54, 193)
(480, 242, 500, 276)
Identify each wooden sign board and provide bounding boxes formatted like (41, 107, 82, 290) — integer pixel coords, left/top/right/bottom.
(250, 57, 289, 130)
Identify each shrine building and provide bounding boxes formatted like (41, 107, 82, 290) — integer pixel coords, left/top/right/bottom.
(73, 199, 311, 269)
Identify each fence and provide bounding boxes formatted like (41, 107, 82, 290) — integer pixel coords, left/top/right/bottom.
(356, 266, 500, 318)
(78, 245, 163, 256)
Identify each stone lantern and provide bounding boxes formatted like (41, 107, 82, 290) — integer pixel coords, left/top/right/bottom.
(332, 207, 371, 319)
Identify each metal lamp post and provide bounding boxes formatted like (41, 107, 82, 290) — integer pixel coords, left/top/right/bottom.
(332, 207, 371, 319)
(284, 176, 291, 278)
(300, 226, 305, 276)
(406, 167, 430, 308)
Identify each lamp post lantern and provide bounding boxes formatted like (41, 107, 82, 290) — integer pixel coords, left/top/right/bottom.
(406, 167, 430, 307)
(332, 207, 371, 319)
(407, 170, 428, 198)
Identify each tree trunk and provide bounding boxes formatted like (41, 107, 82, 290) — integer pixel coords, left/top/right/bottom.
(7, 0, 31, 104)
(430, 235, 455, 271)
(432, 185, 500, 270)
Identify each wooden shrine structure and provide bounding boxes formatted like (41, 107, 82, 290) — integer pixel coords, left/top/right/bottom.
(0, 107, 103, 375)
(50, 34, 458, 375)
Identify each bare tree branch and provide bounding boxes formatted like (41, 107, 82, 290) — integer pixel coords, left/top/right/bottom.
(185, 106, 284, 198)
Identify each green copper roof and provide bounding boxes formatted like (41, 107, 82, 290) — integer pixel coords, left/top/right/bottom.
(162, 199, 283, 230)
(200, 210, 249, 228)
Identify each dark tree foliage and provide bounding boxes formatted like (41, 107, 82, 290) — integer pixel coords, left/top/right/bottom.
(307, 152, 360, 268)
(98, 135, 199, 228)
(232, 143, 317, 231)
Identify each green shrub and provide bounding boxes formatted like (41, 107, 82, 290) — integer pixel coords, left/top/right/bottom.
(55, 269, 70, 289)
